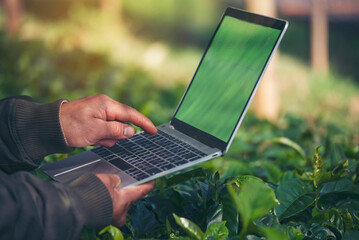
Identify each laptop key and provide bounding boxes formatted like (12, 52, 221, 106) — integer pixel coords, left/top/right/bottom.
(134, 172, 150, 181)
(109, 158, 133, 171)
(160, 163, 175, 170)
(146, 167, 162, 176)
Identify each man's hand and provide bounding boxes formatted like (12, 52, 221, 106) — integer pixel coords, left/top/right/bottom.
(60, 94, 157, 147)
(96, 174, 155, 226)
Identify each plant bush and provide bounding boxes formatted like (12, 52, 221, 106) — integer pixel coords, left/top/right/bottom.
(67, 114, 358, 240)
(2, 22, 358, 240)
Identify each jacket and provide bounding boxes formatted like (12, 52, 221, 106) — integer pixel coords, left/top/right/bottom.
(0, 96, 113, 239)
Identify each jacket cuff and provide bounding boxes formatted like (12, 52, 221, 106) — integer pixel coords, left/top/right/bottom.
(69, 173, 113, 228)
(15, 98, 74, 163)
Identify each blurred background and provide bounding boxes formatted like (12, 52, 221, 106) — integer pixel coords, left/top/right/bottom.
(0, 0, 358, 136)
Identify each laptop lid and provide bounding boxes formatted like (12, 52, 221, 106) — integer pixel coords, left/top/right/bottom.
(170, 7, 288, 154)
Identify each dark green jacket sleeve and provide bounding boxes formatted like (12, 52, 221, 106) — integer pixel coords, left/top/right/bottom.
(0, 96, 113, 240)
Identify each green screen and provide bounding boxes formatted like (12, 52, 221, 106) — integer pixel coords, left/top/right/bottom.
(174, 16, 281, 142)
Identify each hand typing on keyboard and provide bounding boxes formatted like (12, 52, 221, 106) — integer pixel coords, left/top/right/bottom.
(96, 174, 155, 226)
(60, 94, 158, 148)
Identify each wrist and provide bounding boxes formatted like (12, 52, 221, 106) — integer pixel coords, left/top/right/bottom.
(59, 100, 70, 146)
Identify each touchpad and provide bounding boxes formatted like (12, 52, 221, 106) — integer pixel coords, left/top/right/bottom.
(53, 159, 121, 184)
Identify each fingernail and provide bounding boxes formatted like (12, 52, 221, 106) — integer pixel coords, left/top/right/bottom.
(124, 126, 134, 137)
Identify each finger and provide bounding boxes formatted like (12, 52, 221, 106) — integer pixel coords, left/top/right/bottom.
(106, 103, 157, 135)
(113, 211, 128, 227)
(96, 174, 122, 190)
(101, 121, 135, 140)
(123, 181, 155, 202)
(94, 139, 118, 147)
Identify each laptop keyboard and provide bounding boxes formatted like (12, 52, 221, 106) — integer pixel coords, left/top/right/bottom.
(91, 130, 207, 181)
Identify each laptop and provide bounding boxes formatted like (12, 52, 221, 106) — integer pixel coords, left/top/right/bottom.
(41, 7, 288, 188)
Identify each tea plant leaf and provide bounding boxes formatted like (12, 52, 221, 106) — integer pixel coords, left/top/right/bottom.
(204, 221, 229, 240)
(308, 223, 336, 239)
(275, 178, 316, 221)
(260, 227, 287, 240)
(342, 209, 354, 231)
(262, 161, 283, 183)
(129, 201, 159, 235)
(166, 168, 206, 186)
(232, 175, 264, 188)
(206, 203, 223, 228)
(228, 176, 278, 237)
(222, 194, 239, 235)
(342, 231, 359, 240)
(245, 235, 265, 240)
(98, 226, 124, 240)
(329, 142, 346, 168)
(285, 226, 305, 240)
(318, 198, 359, 217)
(313, 146, 322, 189)
(319, 178, 359, 196)
(173, 214, 204, 240)
(272, 137, 306, 158)
(310, 208, 344, 237)
(254, 213, 281, 229)
(166, 216, 172, 237)
(81, 227, 100, 240)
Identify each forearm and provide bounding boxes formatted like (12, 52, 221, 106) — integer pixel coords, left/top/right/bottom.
(0, 171, 113, 240)
(0, 96, 74, 173)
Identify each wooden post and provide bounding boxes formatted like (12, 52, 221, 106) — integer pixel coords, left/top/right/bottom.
(245, 0, 280, 122)
(3, 0, 22, 36)
(101, 0, 122, 19)
(311, 0, 329, 73)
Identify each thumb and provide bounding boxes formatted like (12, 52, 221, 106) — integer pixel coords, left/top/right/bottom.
(96, 174, 122, 192)
(103, 121, 135, 140)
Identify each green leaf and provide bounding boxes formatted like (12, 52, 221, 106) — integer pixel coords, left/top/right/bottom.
(262, 161, 283, 183)
(317, 160, 349, 186)
(166, 168, 206, 186)
(310, 208, 344, 237)
(222, 193, 239, 235)
(204, 221, 229, 240)
(308, 223, 336, 240)
(245, 235, 265, 240)
(285, 226, 305, 240)
(173, 214, 204, 240)
(342, 209, 354, 231)
(313, 146, 323, 189)
(206, 203, 223, 229)
(272, 137, 306, 159)
(81, 227, 99, 240)
(332, 160, 349, 176)
(342, 231, 359, 240)
(232, 175, 264, 188)
(275, 178, 316, 221)
(129, 201, 159, 235)
(329, 142, 346, 168)
(214, 171, 220, 185)
(320, 178, 359, 196)
(166, 216, 172, 237)
(260, 227, 287, 240)
(228, 176, 278, 236)
(98, 226, 124, 240)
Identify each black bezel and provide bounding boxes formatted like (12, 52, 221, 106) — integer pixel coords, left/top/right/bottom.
(171, 7, 287, 152)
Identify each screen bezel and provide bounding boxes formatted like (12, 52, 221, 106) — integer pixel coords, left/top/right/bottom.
(170, 7, 288, 152)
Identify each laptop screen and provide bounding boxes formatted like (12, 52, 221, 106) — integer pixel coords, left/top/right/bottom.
(173, 14, 282, 143)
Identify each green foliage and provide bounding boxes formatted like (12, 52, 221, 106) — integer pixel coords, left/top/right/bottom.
(274, 178, 316, 221)
(173, 214, 204, 240)
(313, 147, 323, 189)
(98, 226, 124, 240)
(2, 1, 359, 239)
(229, 176, 278, 237)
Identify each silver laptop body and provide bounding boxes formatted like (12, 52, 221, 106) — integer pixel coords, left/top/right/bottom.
(41, 7, 288, 188)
